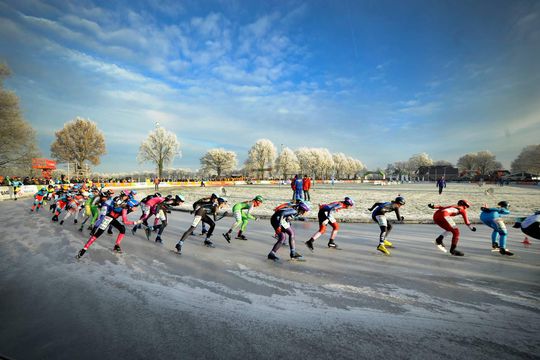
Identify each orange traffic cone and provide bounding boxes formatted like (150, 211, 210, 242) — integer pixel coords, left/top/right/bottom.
(522, 237, 531, 246)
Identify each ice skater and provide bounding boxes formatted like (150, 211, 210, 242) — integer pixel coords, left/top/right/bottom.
(513, 211, 540, 240)
(76, 191, 142, 259)
(222, 195, 263, 242)
(267, 201, 310, 261)
(428, 200, 476, 256)
(174, 197, 227, 254)
(305, 196, 354, 251)
(368, 196, 405, 255)
(480, 201, 513, 256)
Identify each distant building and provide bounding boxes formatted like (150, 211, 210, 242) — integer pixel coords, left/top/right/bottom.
(417, 165, 459, 181)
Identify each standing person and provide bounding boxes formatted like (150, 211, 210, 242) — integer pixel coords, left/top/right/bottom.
(302, 175, 311, 201)
(480, 201, 513, 256)
(223, 195, 263, 242)
(368, 196, 405, 255)
(305, 197, 354, 251)
(436, 177, 446, 195)
(428, 200, 477, 256)
(294, 175, 303, 201)
(267, 201, 310, 261)
(290, 175, 297, 201)
(154, 177, 160, 191)
(174, 197, 227, 254)
(514, 211, 540, 240)
(11, 178, 22, 200)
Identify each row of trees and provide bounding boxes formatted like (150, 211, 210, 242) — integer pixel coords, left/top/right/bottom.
(199, 139, 365, 179)
(386, 147, 540, 179)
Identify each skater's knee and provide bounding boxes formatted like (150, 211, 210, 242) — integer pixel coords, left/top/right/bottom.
(330, 222, 339, 231)
(319, 224, 327, 233)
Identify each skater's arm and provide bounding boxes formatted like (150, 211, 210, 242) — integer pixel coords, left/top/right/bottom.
(368, 202, 382, 211)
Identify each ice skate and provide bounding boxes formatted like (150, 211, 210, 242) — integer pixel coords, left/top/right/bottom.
(499, 248, 514, 256)
(113, 244, 122, 253)
(383, 239, 394, 248)
(377, 244, 390, 255)
(267, 252, 280, 261)
(222, 232, 231, 243)
(305, 239, 314, 252)
(203, 240, 215, 248)
(76, 249, 86, 259)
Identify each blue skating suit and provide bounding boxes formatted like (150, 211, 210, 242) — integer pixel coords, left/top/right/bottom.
(480, 207, 510, 248)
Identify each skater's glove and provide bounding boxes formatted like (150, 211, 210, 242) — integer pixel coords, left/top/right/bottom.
(470, 226, 477, 232)
(428, 203, 435, 209)
(400, 216, 404, 222)
(134, 220, 143, 225)
(275, 227, 282, 235)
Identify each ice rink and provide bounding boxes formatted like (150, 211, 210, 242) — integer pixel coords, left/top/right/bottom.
(1, 195, 539, 359)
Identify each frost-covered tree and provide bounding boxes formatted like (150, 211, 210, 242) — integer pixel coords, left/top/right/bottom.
(348, 157, 365, 179)
(433, 160, 453, 166)
(50, 117, 106, 174)
(0, 63, 40, 174)
(275, 147, 299, 179)
(245, 139, 277, 179)
(332, 153, 348, 179)
(457, 153, 477, 172)
(511, 144, 540, 174)
(318, 148, 335, 179)
(475, 150, 502, 176)
(137, 126, 180, 178)
(200, 148, 237, 178)
(295, 148, 335, 179)
(407, 153, 433, 172)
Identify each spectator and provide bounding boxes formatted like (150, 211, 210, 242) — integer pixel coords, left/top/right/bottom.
(436, 176, 446, 195)
(294, 175, 303, 201)
(303, 175, 311, 201)
(154, 177, 160, 191)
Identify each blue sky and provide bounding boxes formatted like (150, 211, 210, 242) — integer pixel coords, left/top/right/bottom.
(0, 0, 539, 173)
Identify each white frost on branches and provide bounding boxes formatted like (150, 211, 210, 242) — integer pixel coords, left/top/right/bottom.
(137, 127, 181, 177)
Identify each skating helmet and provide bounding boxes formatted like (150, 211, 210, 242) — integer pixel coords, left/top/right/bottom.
(217, 197, 227, 204)
(211, 193, 219, 200)
(154, 192, 162, 197)
(166, 194, 174, 200)
(130, 190, 137, 196)
(297, 201, 310, 213)
(457, 199, 471, 208)
(41, 186, 47, 191)
(175, 194, 185, 203)
(394, 196, 406, 205)
(121, 190, 131, 197)
(498, 201, 509, 209)
(253, 195, 264, 203)
(343, 196, 354, 207)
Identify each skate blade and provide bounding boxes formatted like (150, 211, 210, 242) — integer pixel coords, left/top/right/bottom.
(289, 258, 306, 262)
(437, 245, 448, 253)
(327, 247, 342, 250)
(170, 250, 182, 255)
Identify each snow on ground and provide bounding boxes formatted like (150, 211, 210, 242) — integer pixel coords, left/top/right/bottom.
(151, 183, 540, 223)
